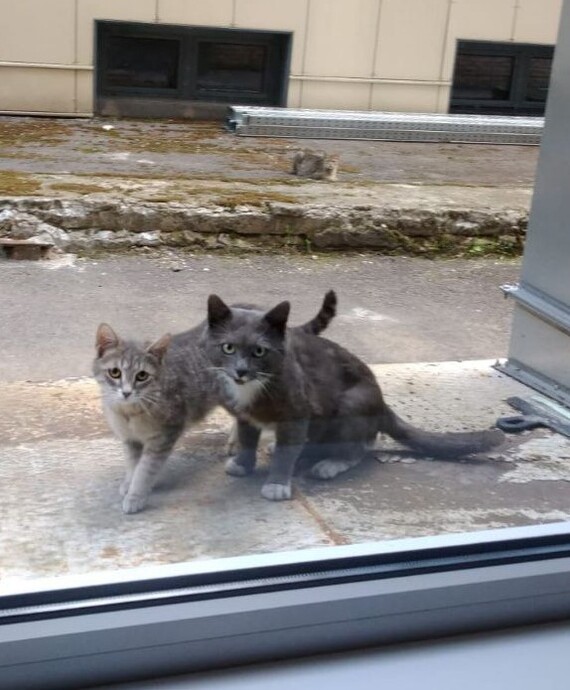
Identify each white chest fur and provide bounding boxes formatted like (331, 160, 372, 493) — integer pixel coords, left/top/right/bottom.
(104, 404, 162, 443)
(223, 378, 263, 412)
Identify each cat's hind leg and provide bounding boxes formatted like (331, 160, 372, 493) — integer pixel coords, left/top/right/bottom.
(309, 410, 376, 480)
(310, 444, 369, 479)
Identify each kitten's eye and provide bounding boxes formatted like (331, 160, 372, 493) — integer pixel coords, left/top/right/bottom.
(135, 371, 149, 382)
(252, 345, 266, 358)
(108, 367, 121, 379)
(221, 343, 236, 355)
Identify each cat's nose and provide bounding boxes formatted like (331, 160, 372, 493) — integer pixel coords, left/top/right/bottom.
(235, 368, 248, 380)
(122, 389, 132, 399)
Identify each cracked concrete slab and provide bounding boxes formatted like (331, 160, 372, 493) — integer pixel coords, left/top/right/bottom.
(2, 361, 570, 587)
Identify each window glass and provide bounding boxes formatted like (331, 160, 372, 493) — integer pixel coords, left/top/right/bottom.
(453, 54, 514, 101)
(0, 22, 566, 595)
(526, 57, 553, 103)
(451, 41, 554, 114)
(105, 36, 180, 89)
(197, 43, 267, 94)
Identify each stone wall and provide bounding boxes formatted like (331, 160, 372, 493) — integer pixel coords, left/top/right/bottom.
(0, 196, 527, 255)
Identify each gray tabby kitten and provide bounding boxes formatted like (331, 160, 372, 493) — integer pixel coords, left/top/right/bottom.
(203, 296, 505, 501)
(292, 149, 339, 181)
(93, 291, 337, 514)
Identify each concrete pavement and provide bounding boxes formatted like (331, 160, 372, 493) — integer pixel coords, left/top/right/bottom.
(3, 253, 570, 585)
(2, 117, 569, 585)
(2, 361, 570, 585)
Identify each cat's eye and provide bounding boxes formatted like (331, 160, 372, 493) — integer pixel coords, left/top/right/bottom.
(252, 345, 266, 358)
(135, 371, 149, 382)
(108, 367, 121, 379)
(221, 343, 236, 355)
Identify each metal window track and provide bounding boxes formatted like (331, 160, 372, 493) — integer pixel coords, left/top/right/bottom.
(227, 106, 543, 144)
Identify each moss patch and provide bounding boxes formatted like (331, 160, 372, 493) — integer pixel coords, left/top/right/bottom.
(0, 171, 42, 195)
(48, 182, 108, 195)
(0, 119, 68, 149)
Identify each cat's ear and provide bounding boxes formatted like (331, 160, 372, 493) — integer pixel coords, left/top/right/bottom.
(147, 333, 171, 362)
(96, 323, 120, 357)
(208, 294, 232, 328)
(263, 301, 290, 335)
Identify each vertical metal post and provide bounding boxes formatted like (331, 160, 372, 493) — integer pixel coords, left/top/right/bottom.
(501, 0, 570, 405)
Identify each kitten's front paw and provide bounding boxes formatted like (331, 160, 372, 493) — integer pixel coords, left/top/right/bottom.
(261, 482, 292, 501)
(225, 457, 251, 477)
(122, 492, 148, 514)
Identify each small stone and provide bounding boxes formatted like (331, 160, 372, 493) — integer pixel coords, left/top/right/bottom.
(170, 263, 184, 272)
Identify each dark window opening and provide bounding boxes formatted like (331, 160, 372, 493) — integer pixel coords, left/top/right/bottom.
(453, 54, 514, 101)
(96, 21, 291, 118)
(105, 36, 180, 90)
(450, 41, 554, 115)
(197, 42, 267, 94)
(526, 57, 552, 102)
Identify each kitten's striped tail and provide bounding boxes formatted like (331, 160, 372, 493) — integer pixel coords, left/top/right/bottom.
(299, 290, 337, 335)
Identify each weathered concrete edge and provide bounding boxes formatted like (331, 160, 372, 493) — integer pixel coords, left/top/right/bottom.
(0, 196, 528, 254)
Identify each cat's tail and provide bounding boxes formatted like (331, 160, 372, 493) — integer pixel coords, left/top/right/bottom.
(379, 405, 504, 458)
(299, 290, 337, 335)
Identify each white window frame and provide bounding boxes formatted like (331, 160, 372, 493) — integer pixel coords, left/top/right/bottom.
(3, 523, 570, 688)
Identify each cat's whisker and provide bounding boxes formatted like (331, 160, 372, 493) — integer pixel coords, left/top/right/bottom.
(257, 376, 278, 401)
(257, 372, 274, 380)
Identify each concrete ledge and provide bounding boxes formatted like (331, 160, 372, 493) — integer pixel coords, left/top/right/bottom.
(0, 189, 529, 254)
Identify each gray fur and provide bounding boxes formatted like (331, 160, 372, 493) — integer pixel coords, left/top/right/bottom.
(93, 292, 337, 513)
(93, 322, 216, 514)
(292, 149, 339, 181)
(202, 297, 505, 502)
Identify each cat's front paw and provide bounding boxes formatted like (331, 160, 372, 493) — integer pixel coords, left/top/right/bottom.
(122, 492, 148, 514)
(261, 482, 292, 501)
(225, 456, 252, 477)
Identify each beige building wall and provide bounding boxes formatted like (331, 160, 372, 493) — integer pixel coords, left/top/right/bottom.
(0, 0, 563, 116)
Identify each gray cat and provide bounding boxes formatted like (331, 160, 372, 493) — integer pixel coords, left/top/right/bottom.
(292, 149, 339, 181)
(93, 291, 336, 514)
(203, 295, 505, 501)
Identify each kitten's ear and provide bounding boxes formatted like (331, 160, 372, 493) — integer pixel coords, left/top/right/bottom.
(147, 333, 171, 362)
(208, 294, 232, 328)
(263, 301, 290, 335)
(96, 323, 120, 357)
